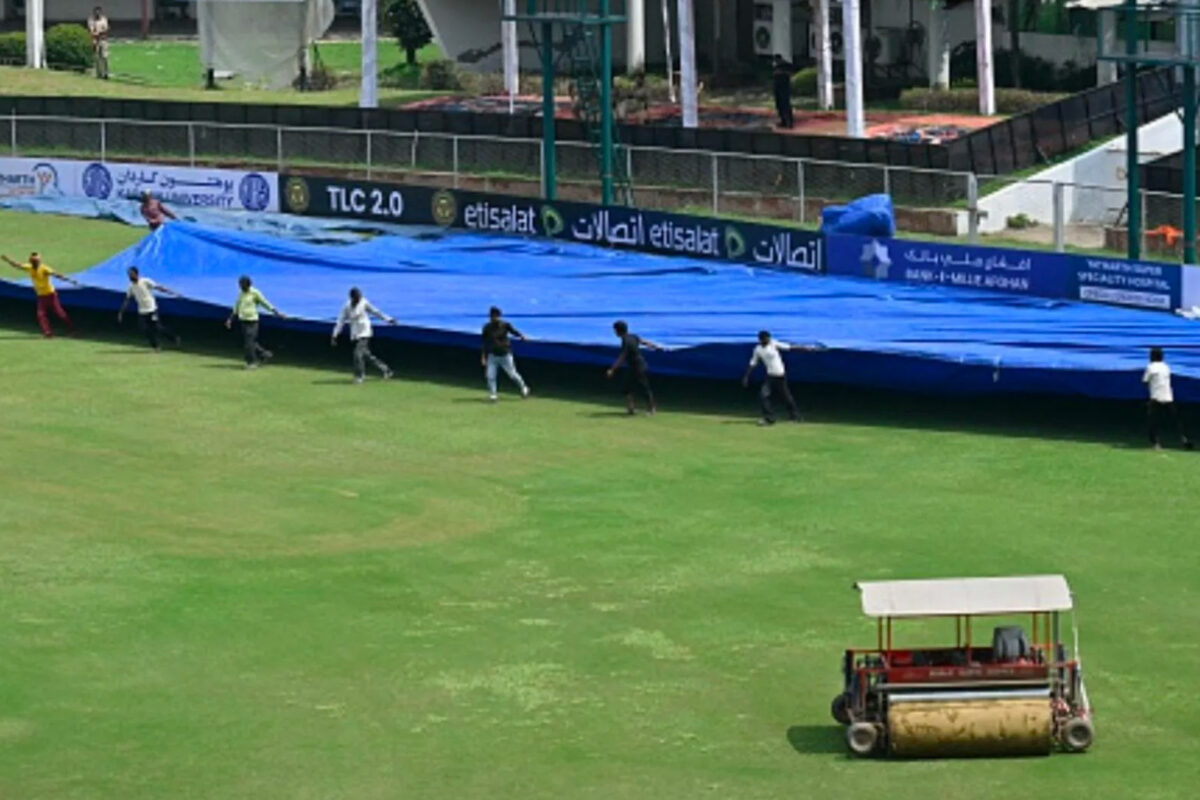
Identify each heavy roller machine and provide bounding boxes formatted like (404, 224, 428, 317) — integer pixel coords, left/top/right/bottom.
(830, 575, 1094, 757)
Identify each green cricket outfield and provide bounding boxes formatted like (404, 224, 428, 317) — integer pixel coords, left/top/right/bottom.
(0, 208, 1196, 799)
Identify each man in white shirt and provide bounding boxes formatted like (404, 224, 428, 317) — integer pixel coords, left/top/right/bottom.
(118, 266, 181, 350)
(1143, 346, 1193, 450)
(742, 330, 818, 426)
(87, 7, 110, 80)
(331, 287, 396, 384)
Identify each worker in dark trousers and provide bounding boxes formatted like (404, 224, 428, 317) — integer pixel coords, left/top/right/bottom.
(772, 55, 795, 129)
(742, 330, 820, 426)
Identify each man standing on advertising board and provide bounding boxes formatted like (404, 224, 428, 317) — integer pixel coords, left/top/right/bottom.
(2, 252, 79, 337)
(141, 192, 178, 231)
(225, 275, 286, 369)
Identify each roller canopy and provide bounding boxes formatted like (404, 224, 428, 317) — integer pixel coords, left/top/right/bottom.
(856, 575, 1073, 618)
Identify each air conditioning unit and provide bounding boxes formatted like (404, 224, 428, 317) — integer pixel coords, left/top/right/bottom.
(809, 22, 845, 61)
(753, 0, 793, 57)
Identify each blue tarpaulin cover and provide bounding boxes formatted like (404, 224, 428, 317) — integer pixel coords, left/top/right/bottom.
(821, 194, 896, 238)
(2, 221, 1198, 400)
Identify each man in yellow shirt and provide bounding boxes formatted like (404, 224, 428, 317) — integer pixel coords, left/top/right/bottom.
(224, 275, 287, 368)
(2, 252, 80, 337)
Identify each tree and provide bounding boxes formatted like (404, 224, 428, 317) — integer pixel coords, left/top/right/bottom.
(386, 0, 433, 66)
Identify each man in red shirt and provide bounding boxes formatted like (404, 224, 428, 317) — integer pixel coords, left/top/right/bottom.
(140, 192, 178, 231)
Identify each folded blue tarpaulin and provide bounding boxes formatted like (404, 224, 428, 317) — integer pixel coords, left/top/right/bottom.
(2, 221, 1197, 401)
(821, 194, 896, 238)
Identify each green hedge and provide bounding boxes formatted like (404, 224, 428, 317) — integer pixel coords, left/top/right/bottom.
(45, 23, 94, 71)
(0, 31, 25, 65)
(899, 87, 1066, 115)
(790, 67, 818, 97)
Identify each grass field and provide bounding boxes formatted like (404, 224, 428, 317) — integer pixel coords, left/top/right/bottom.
(0, 39, 441, 106)
(1, 210, 1199, 799)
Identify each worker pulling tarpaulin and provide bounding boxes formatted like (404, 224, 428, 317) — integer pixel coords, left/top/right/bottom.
(198, 0, 335, 90)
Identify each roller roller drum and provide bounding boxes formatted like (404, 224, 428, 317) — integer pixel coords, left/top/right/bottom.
(887, 697, 1052, 757)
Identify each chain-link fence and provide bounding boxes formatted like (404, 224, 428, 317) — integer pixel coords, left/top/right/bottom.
(8, 111, 1187, 257)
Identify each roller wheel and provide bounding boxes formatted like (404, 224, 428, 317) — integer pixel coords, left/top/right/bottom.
(1061, 717, 1094, 753)
(846, 722, 880, 756)
(831, 694, 851, 725)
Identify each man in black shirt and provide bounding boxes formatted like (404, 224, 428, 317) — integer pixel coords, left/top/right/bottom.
(606, 319, 662, 415)
(772, 55, 794, 129)
(481, 305, 530, 401)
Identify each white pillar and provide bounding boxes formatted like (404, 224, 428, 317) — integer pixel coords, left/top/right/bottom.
(26, 0, 44, 69)
(842, 0, 865, 137)
(503, 0, 519, 97)
(662, 0, 676, 101)
(360, 0, 378, 108)
(928, 0, 950, 89)
(772, 0, 792, 60)
(1097, 9, 1117, 85)
(627, 0, 645, 73)
(975, 0, 995, 115)
(814, 0, 833, 110)
(678, 0, 698, 128)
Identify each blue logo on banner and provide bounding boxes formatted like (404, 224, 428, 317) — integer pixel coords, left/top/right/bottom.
(239, 173, 271, 211)
(82, 163, 113, 200)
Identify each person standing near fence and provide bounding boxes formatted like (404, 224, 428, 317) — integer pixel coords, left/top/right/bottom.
(1144, 347, 1194, 451)
(87, 7, 110, 80)
(225, 275, 285, 369)
(481, 306, 530, 402)
(331, 287, 396, 384)
(772, 55, 795, 129)
(741, 330, 819, 426)
(2, 252, 79, 337)
(606, 320, 661, 415)
(118, 266, 182, 351)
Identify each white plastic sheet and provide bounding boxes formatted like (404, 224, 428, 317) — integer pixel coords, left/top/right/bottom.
(198, 0, 335, 90)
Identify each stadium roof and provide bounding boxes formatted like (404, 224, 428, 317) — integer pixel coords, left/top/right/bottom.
(855, 575, 1073, 618)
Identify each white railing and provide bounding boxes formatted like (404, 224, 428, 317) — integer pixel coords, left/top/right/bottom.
(10, 111, 1190, 255)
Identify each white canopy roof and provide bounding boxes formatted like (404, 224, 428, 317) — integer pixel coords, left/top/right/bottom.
(855, 575, 1073, 618)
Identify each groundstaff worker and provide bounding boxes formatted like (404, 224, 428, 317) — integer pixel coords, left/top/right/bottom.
(332, 287, 396, 384)
(225, 275, 286, 369)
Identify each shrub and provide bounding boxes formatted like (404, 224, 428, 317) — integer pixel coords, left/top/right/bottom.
(949, 45, 1095, 93)
(419, 59, 462, 91)
(899, 87, 1065, 115)
(0, 31, 25, 66)
(45, 23, 94, 71)
(1007, 212, 1037, 229)
(791, 67, 818, 97)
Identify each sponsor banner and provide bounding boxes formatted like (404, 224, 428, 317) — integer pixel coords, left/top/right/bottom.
(0, 156, 277, 212)
(827, 234, 1182, 311)
(1183, 265, 1200, 311)
(280, 174, 435, 224)
(279, 174, 824, 272)
(78, 161, 277, 212)
(0, 157, 80, 200)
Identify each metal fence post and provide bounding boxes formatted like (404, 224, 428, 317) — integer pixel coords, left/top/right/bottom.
(187, 122, 196, 167)
(883, 165, 891, 197)
(1052, 181, 1065, 252)
(967, 173, 979, 244)
(276, 126, 284, 174)
(10, 112, 16, 156)
(797, 159, 805, 224)
(711, 153, 719, 214)
(452, 135, 460, 188)
(365, 131, 373, 180)
(411, 131, 419, 170)
(100, 119, 107, 162)
(626, 146, 633, 185)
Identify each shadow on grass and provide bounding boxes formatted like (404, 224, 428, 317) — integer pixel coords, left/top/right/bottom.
(786, 724, 847, 756)
(2, 300, 1189, 450)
